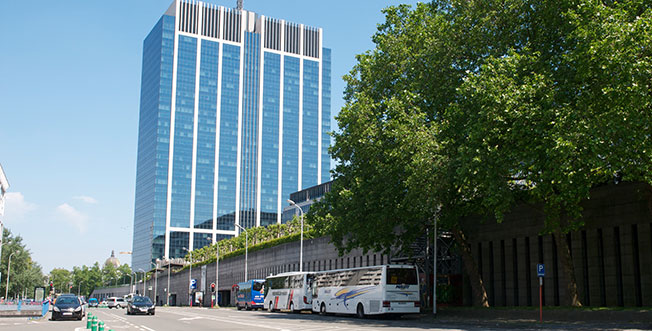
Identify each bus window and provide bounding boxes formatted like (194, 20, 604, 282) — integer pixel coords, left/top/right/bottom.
(386, 268, 418, 285)
(253, 281, 264, 292)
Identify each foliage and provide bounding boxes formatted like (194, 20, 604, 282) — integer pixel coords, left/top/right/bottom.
(308, 0, 652, 306)
(181, 218, 314, 269)
(0, 229, 46, 299)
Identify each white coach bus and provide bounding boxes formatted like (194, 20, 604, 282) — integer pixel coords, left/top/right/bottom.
(264, 272, 315, 312)
(311, 264, 420, 318)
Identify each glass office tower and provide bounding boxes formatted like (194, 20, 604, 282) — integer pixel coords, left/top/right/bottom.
(132, 0, 331, 271)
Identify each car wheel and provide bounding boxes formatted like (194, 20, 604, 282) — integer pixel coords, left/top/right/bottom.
(356, 303, 365, 319)
(320, 303, 327, 316)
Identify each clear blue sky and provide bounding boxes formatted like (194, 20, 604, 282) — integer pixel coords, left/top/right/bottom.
(0, 0, 420, 273)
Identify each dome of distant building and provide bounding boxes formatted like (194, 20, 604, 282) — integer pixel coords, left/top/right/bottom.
(104, 250, 120, 268)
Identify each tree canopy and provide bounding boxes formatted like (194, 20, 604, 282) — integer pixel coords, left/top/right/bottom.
(309, 0, 652, 306)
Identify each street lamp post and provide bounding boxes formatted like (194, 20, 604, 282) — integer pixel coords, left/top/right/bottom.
(287, 199, 304, 272)
(151, 260, 159, 304)
(78, 281, 83, 297)
(234, 224, 248, 281)
(5, 251, 16, 300)
(207, 236, 219, 308)
(166, 259, 171, 306)
(128, 272, 134, 294)
(138, 269, 146, 295)
(182, 247, 193, 307)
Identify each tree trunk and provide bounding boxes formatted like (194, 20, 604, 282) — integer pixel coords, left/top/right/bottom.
(553, 229, 582, 307)
(452, 226, 489, 307)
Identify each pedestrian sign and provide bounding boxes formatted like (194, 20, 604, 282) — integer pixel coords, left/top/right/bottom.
(537, 264, 545, 277)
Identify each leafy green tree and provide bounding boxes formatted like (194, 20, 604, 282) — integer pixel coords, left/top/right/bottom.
(0, 229, 45, 299)
(49, 268, 72, 294)
(310, 0, 652, 307)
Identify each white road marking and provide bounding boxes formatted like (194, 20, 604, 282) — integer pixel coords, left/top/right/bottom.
(179, 316, 203, 321)
(140, 325, 156, 331)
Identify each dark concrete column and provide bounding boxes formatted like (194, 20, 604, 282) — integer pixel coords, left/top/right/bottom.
(620, 225, 637, 306)
(639, 224, 652, 306)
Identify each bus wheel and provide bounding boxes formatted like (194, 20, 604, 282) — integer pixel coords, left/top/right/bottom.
(356, 303, 365, 319)
(320, 303, 327, 316)
(237, 305, 242, 310)
(268, 302, 274, 313)
(289, 302, 295, 313)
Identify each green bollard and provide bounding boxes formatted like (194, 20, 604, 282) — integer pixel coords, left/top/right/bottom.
(91, 316, 98, 331)
(98, 321, 105, 331)
(86, 315, 92, 329)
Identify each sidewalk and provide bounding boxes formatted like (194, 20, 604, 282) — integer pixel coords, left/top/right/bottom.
(413, 307, 652, 330)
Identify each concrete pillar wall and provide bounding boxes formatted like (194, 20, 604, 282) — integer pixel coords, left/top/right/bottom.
(639, 224, 652, 306)
(459, 182, 652, 307)
(620, 225, 637, 306)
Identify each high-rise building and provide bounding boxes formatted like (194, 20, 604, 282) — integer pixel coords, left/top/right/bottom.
(132, 0, 331, 270)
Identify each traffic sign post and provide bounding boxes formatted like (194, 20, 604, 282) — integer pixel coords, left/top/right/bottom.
(190, 279, 197, 290)
(537, 264, 545, 323)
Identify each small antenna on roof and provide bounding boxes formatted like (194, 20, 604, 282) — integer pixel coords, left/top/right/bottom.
(237, 0, 243, 10)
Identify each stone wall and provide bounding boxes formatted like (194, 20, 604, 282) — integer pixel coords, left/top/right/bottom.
(147, 236, 391, 307)
(461, 182, 652, 307)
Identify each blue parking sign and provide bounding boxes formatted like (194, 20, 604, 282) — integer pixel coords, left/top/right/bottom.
(537, 264, 545, 277)
(190, 279, 197, 289)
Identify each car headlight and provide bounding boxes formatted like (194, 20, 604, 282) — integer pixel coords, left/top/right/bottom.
(53, 306, 60, 312)
(74, 306, 82, 312)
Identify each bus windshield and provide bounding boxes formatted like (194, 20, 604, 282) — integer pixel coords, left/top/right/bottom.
(253, 281, 264, 292)
(386, 268, 418, 285)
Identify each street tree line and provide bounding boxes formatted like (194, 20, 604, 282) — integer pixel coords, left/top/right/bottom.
(49, 261, 132, 298)
(308, 0, 651, 307)
(0, 228, 132, 300)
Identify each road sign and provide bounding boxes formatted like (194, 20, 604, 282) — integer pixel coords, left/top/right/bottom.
(190, 279, 197, 289)
(537, 263, 545, 277)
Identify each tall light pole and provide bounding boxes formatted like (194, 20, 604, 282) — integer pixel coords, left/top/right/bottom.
(287, 199, 304, 272)
(182, 247, 193, 307)
(5, 251, 16, 300)
(78, 281, 83, 297)
(128, 272, 134, 294)
(206, 236, 219, 308)
(166, 259, 171, 306)
(138, 268, 146, 295)
(151, 260, 158, 304)
(234, 224, 248, 281)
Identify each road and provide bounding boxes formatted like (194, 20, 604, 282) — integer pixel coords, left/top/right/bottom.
(0, 306, 648, 331)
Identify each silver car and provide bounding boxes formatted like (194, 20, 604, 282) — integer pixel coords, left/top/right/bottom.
(107, 297, 126, 309)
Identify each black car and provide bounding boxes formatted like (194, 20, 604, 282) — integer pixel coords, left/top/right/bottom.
(126, 296, 155, 315)
(52, 295, 83, 321)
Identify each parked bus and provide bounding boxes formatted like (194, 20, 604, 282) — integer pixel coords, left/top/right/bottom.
(263, 272, 314, 312)
(311, 264, 420, 318)
(235, 279, 266, 310)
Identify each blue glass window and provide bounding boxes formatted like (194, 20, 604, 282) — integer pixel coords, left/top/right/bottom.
(170, 36, 197, 229)
(216, 44, 241, 231)
(302, 59, 319, 189)
(260, 52, 281, 226)
(282, 56, 300, 205)
(133, 15, 175, 271)
(194, 40, 219, 229)
(321, 48, 332, 182)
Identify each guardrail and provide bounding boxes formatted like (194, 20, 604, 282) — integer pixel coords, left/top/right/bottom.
(0, 300, 49, 317)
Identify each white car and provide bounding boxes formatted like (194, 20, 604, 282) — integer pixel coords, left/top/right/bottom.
(107, 297, 126, 309)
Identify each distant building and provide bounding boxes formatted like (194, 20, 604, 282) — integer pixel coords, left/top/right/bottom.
(104, 250, 121, 268)
(282, 180, 332, 222)
(132, 0, 332, 270)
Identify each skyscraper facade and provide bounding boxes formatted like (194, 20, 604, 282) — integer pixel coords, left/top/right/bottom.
(132, 0, 331, 270)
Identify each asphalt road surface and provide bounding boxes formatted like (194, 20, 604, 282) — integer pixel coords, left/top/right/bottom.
(0, 307, 648, 331)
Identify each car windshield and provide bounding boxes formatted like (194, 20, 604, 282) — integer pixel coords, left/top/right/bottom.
(133, 297, 152, 304)
(56, 297, 79, 305)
